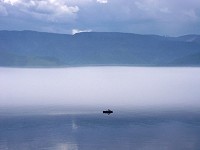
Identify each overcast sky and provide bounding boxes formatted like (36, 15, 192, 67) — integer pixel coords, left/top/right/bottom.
(0, 0, 200, 35)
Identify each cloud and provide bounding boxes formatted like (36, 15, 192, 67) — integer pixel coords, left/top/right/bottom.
(134, 0, 171, 16)
(0, 5, 8, 16)
(3, 0, 20, 5)
(96, 0, 108, 4)
(183, 10, 198, 21)
(1, 0, 79, 23)
(0, 0, 200, 35)
(134, 0, 200, 19)
(67, 0, 93, 5)
(72, 29, 92, 35)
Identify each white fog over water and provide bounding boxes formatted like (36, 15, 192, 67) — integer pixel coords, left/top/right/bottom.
(0, 67, 200, 109)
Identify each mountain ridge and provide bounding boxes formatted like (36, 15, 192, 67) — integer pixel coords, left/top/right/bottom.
(0, 30, 200, 67)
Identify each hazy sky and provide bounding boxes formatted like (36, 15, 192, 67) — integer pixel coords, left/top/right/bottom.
(0, 0, 200, 35)
(1, 67, 200, 109)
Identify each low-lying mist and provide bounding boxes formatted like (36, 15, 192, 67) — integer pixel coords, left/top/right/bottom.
(0, 67, 200, 110)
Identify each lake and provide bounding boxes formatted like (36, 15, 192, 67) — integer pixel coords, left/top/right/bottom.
(0, 109, 200, 150)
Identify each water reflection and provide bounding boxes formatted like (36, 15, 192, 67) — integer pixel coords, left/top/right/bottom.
(72, 120, 78, 130)
(0, 112, 200, 150)
(55, 143, 78, 150)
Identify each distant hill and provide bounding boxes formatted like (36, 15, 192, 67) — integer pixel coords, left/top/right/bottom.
(0, 30, 200, 67)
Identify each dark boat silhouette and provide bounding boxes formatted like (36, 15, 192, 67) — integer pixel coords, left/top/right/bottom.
(103, 109, 113, 115)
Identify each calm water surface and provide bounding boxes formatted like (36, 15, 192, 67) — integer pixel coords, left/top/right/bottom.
(1, 110, 200, 150)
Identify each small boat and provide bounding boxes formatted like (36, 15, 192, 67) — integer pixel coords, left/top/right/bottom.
(103, 109, 113, 115)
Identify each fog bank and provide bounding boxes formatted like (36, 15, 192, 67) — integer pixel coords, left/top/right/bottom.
(0, 67, 200, 109)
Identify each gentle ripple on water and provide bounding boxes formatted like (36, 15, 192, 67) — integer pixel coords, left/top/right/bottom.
(0, 112, 200, 150)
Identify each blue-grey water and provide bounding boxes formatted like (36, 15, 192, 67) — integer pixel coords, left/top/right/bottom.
(1, 108, 200, 150)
